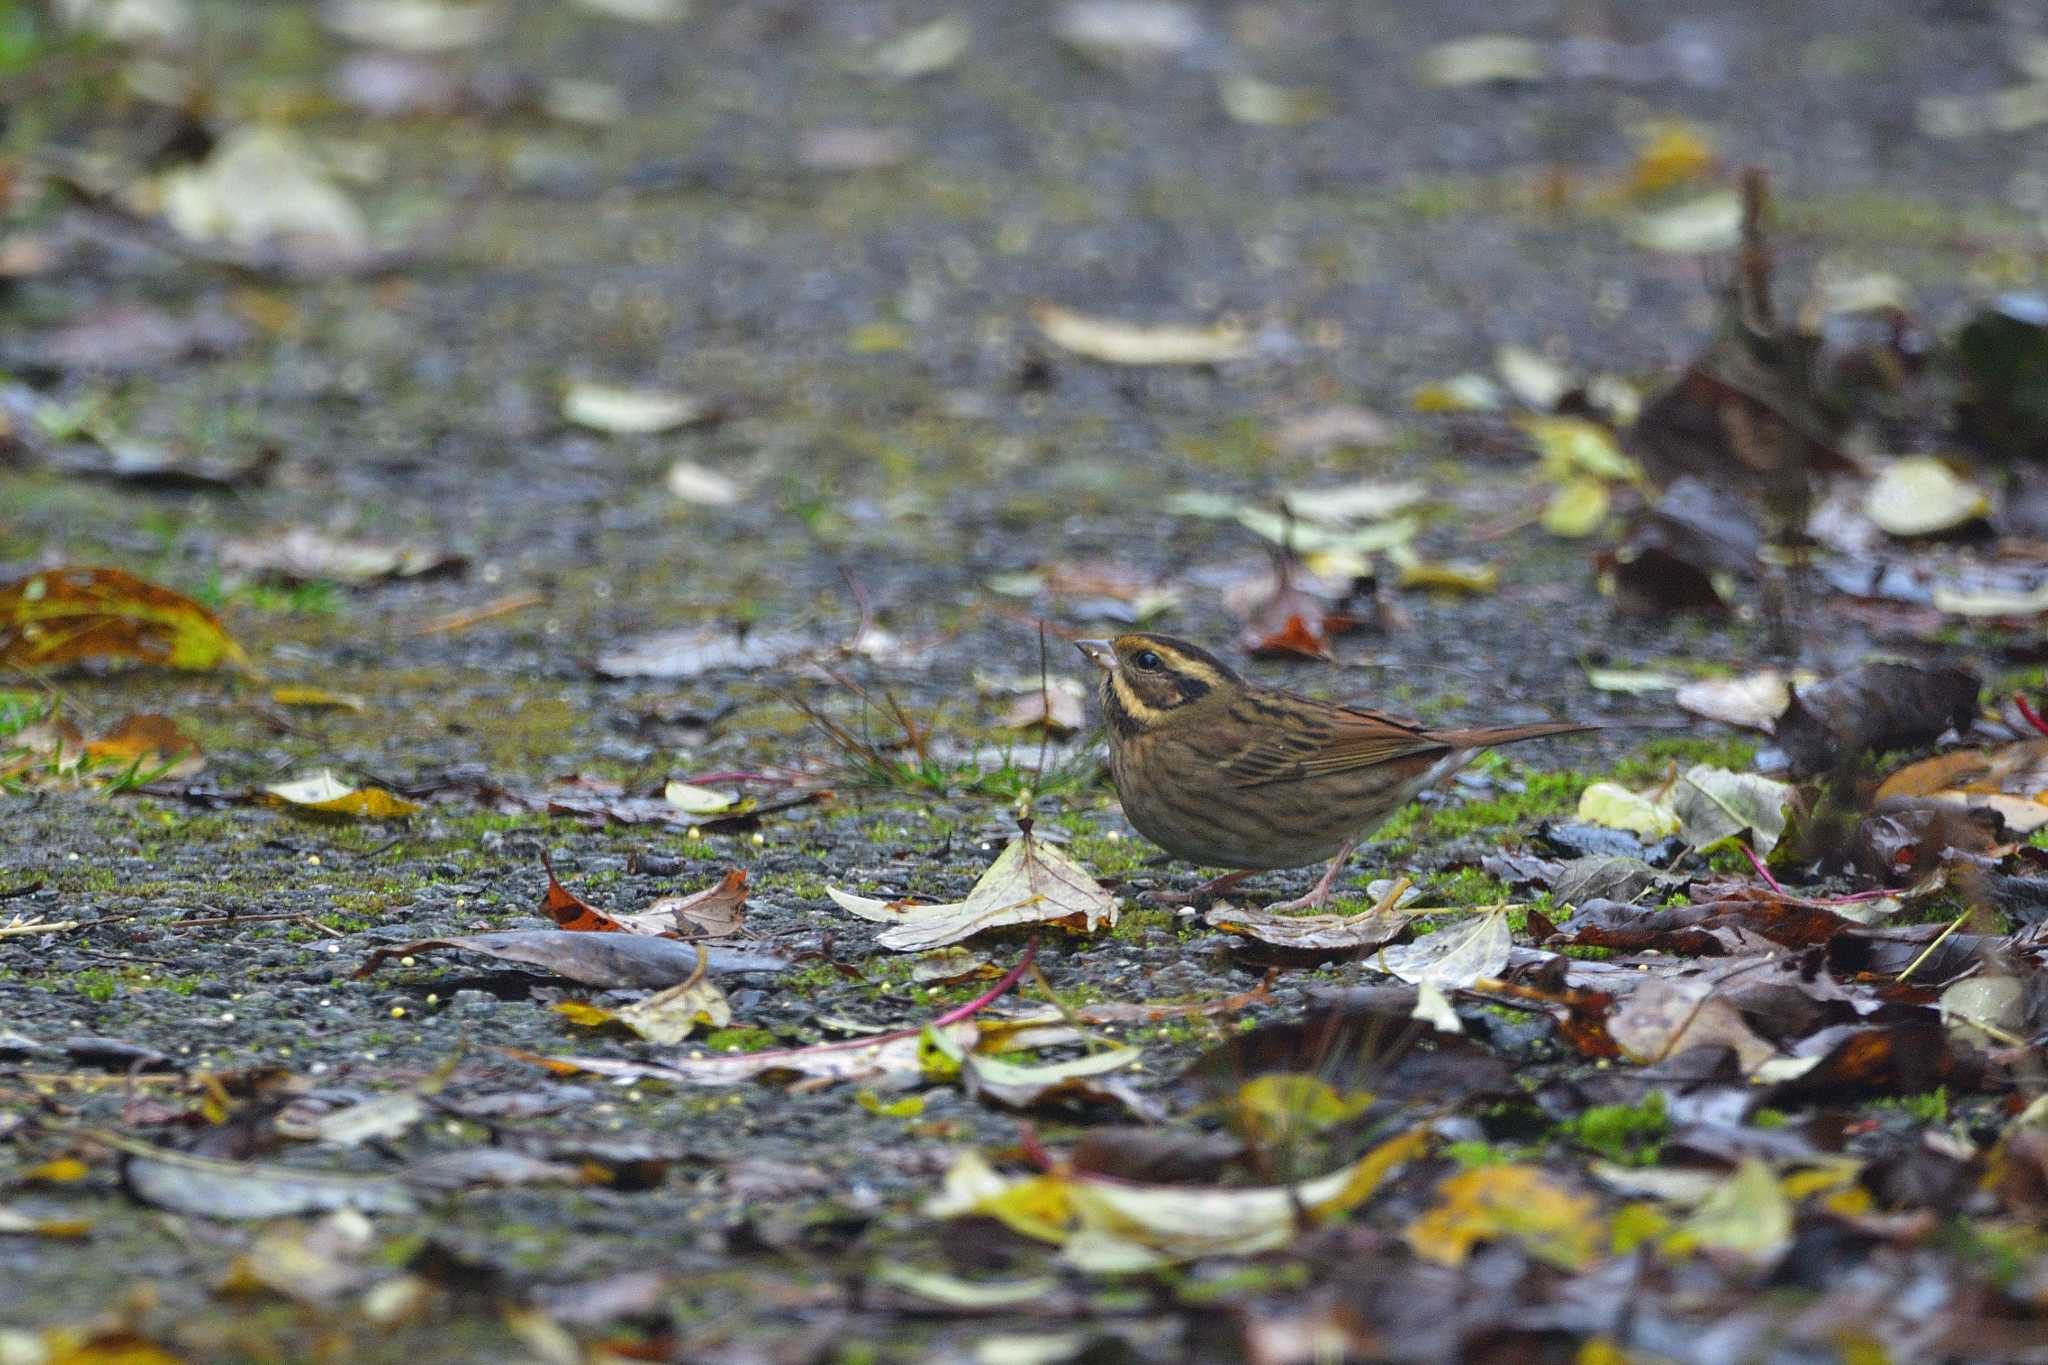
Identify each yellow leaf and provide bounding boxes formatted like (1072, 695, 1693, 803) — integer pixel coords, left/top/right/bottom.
(551, 1001, 617, 1028)
(1628, 121, 1717, 194)
(1576, 781, 1681, 839)
(1406, 1164, 1605, 1270)
(263, 770, 423, 820)
(1517, 416, 1641, 483)
(1542, 477, 1611, 537)
(25, 1157, 90, 1184)
(270, 686, 367, 712)
(0, 566, 250, 673)
(1231, 1074, 1376, 1146)
(857, 1090, 927, 1118)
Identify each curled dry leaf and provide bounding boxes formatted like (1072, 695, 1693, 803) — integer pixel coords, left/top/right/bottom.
(1204, 899, 1415, 957)
(827, 821, 1116, 951)
(632, 869, 749, 938)
(1875, 740, 2048, 834)
(264, 770, 422, 820)
(1, 566, 251, 673)
(1029, 303, 1249, 366)
(1606, 975, 1777, 1073)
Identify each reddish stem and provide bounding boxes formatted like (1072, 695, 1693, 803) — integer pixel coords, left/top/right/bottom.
(1742, 842, 1786, 896)
(2014, 693, 2048, 739)
(930, 939, 1039, 1029)
(1015, 1122, 1058, 1172)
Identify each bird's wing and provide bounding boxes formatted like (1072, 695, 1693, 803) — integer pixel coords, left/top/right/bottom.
(1218, 695, 1452, 787)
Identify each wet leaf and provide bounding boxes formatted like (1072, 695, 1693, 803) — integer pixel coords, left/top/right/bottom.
(0, 566, 250, 673)
(1672, 765, 1792, 854)
(561, 382, 709, 434)
(1864, 456, 1991, 537)
(1030, 303, 1249, 366)
(827, 821, 1116, 950)
(264, 771, 423, 820)
(1405, 1165, 1604, 1270)
(276, 1093, 427, 1147)
(1377, 910, 1511, 989)
(1541, 477, 1610, 537)
(1606, 975, 1777, 1072)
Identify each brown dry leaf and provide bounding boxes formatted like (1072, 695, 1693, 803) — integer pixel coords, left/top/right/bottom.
(0, 566, 251, 673)
(1874, 740, 2048, 833)
(83, 714, 203, 780)
(996, 678, 1089, 736)
(538, 855, 632, 932)
(826, 820, 1116, 951)
(1405, 1165, 1605, 1270)
(616, 869, 749, 937)
(1606, 975, 1777, 1072)
(1204, 900, 1415, 956)
(263, 771, 422, 820)
(1030, 303, 1249, 366)
(605, 970, 732, 1045)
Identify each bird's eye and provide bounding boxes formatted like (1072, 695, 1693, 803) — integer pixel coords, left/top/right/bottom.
(1133, 649, 1161, 671)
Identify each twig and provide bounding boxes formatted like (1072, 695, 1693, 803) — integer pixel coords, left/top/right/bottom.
(409, 591, 545, 638)
(1896, 909, 1969, 984)
(0, 918, 81, 938)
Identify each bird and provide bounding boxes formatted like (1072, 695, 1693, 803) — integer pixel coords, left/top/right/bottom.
(1076, 633, 1592, 911)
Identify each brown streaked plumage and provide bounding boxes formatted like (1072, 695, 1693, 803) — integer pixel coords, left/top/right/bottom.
(1076, 633, 1591, 910)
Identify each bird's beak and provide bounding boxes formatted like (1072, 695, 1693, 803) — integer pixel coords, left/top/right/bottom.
(1074, 640, 1116, 672)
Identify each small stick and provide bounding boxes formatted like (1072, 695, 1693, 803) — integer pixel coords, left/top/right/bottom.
(0, 918, 81, 938)
(1896, 909, 1969, 984)
(410, 591, 545, 638)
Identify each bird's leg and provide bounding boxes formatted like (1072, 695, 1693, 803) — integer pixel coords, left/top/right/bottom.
(1144, 869, 1258, 907)
(1262, 840, 1359, 913)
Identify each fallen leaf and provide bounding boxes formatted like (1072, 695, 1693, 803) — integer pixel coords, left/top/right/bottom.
(270, 686, 368, 712)
(1271, 405, 1394, 456)
(827, 820, 1116, 951)
(1278, 480, 1428, 527)
(356, 931, 789, 988)
(995, 677, 1089, 736)
(276, 1093, 427, 1147)
(1377, 910, 1511, 988)
(220, 526, 462, 583)
(1052, 0, 1206, 71)
(665, 459, 740, 505)
(1541, 477, 1610, 537)
(1606, 975, 1777, 1072)
(1671, 1158, 1791, 1262)
(927, 1126, 1427, 1269)
(606, 970, 731, 1045)
(1672, 765, 1792, 854)
(537, 854, 632, 931)
(1218, 73, 1328, 126)
(1030, 303, 1248, 366)
(264, 770, 422, 820)
(631, 869, 748, 938)
(593, 625, 812, 680)
(322, 0, 502, 51)
(91, 1129, 418, 1219)
(1864, 457, 1991, 536)
(1674, 669, 1812, 731)
(561, 382, 709, 434)
(1627, 193, 1742, 253)
(1204, 899, 1414, 957)
(795, 126, 915, 172)
(1418, 35, 1545, 87)
(1583, 668, 1683, 695)
(1627, 120, 1717, 194)
(0, 566, 250, 673)
(868, 13, 969, 81)
(1495, 344, 1572, 411)
(159, 127, 371, 269)
(1875, 740, 2048, 834)
(1576, 782, 1681, 839)
(82, 714, 202, 778)
(1405, 1165, 1603, 1270)
(662, 780, 735, 815)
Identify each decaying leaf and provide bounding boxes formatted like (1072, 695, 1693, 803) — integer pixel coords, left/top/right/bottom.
(264, 770, 422, 820)
(159, 127, 372, 269)
(219, 527, 462, 584)
(91, 1128, 417, 1219)
(1030, 303, 1249, 366)
(827, 821, 1116, 950)
(1606, 975, 1777, 1072)
(1627, 193, 1742, 253)
(1, 566, 251, 673)
(602, 968, 731, 1045)
(1671, 1158, 1792, 1263)
(631, 869, 749, 938)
